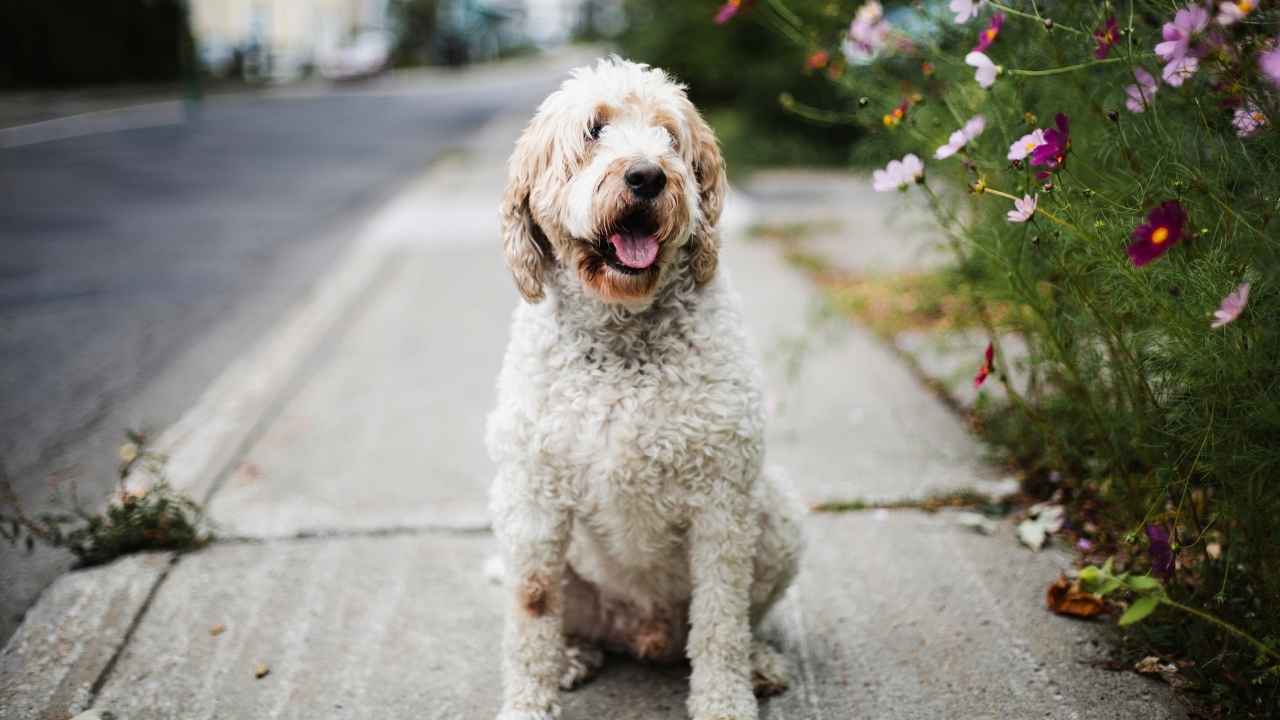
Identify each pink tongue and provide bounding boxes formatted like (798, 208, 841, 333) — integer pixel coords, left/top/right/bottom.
(609, 230, 659, 269)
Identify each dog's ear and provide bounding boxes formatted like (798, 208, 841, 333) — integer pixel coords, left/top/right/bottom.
(501, 120, 554, 303)
(684, 102, 727, 286)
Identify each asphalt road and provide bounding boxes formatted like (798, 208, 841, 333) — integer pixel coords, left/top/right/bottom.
(0, 59, 569, 643)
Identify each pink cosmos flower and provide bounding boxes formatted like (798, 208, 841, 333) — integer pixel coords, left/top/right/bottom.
(1125, 68, 1160, 113)
(1232, 102, 1268, 137)
(872, 154, 924, 192)
(950, 0, 987, 23)
(1094, 17, 1119, 59)
(714, 0, 750, 24)
(1259, 43, 1280, 88)
(1216, 0, 1258, 25)
(965, 51, 999, 88)
(844, 2, 891, 62)
(1155, 5, 1210, 86)
(935, 115, 986, 159)
(1007, 194, 1038, 223)
(1007, 128, 1047, 161)
(1212, 282, 1250, 328)
(974, 343, 994, 388)
(1127, 201, 1188, 267)
(973, 12, 1005, 53)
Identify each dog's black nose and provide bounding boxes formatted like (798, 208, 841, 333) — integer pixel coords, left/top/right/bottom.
(625, 162, 667, 199)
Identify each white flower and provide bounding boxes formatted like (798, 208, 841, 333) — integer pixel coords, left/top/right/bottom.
(934, 114, 986, 159)
(965, 51, 999, 88)
(872, 153, 925, 192)
(1216, 0, 1257, 26)
(1007, 129, 1046, 161)
(843, 1, 892, 63)
(949, 0, 987, 23)
(1007, 194, 1038, 223)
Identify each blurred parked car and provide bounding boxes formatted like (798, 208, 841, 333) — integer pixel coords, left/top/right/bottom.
(318, 29, 392, 80)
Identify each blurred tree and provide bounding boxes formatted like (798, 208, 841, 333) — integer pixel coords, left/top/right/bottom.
(0, 1, 191, 89)
(616, 0, 862, 170)
(389, 0, 440, 67)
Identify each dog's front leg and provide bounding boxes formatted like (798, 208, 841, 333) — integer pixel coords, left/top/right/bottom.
(494, 483, 571, 720)
(686, 498, 761, 720)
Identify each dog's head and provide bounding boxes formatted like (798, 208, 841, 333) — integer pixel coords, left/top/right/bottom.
(500, 57, 727, 306)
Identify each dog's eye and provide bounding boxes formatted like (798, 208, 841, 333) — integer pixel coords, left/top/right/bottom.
(588, 121, 605, 141)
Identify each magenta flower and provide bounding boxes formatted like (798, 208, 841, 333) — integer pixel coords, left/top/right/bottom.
(1212, 282, 1250, 328)
(973, 12, 1005, 52)
(1155, 5, 1210, 86)
(714, 0, 750, 24)
(1007, 194, 1038, 223)
(1029, 113, 1070, 178)
(1260, 43, 1280, 88)
(1232, 102, 1268, 137)
(1125, 68, 1160, 113)
(1127, 201, 1188, 267)
(974, 343, 994, 388)
(1146, 524, 1174, 579)
(1094, 17, 1119, 59)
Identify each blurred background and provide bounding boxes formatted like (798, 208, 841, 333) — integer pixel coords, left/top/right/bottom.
(0, 0, 859, 647)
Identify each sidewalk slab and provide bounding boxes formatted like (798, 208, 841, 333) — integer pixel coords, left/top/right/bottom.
(0, 553, 170, 720)
(85, 515, 1181, 720)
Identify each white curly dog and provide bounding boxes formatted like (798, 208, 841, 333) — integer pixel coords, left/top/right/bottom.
(486, 57, 805, 720)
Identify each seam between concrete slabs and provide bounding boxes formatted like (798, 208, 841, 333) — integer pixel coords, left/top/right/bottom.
(81, 252, 406, 711)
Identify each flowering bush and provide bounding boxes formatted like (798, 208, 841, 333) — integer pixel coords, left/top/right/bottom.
(719, 0, 1280, 707)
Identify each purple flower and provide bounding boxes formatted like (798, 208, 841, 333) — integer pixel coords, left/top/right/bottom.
(1127, 201, 1188, 267)
(1125, 68, 1160, 113)
(1232, 102, 1268, 137)
(1260, 43, 1280, 88)
(1212, 282, 1250, 328)
(1029, 113, 1070, 178)
(1146, 524, 1174, 579)
(974, 342, 994, 388)
(1007, 194, 1037, 223)
(973, 12, 1005, 53)
(1094, 17, 1119, 59)
(1155, 5, 1210, 86)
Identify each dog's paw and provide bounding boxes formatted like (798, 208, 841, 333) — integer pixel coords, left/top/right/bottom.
(560, 642, 606, 691)
(750, 640, 792, 698)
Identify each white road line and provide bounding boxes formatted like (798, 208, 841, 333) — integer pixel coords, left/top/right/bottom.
(0, 100, 185, 149)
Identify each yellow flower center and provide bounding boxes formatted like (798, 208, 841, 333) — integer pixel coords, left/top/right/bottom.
(1236, 0, 1255, 12)
(1151, 227, 1170, 245)
(985, 28, 998, 42)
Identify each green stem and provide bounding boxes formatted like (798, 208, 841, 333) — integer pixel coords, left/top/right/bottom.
(987, 0, 1085, 35)
(1005, 56, 1127, 77)
(1161, 597, 1280, 665)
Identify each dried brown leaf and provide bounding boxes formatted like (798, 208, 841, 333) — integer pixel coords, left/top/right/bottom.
(1046, 575, 1106, 618)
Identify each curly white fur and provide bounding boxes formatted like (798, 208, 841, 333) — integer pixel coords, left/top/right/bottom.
(486, 57, 805, 720)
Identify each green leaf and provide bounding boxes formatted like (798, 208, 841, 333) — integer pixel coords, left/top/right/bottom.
(1103, 557, 1114, 575)
(1118, 596, 1161, 626)
(1097, 578, 1123, 596)
(1078, 566, 1101, 584)
(1126, 575, 1162, 592)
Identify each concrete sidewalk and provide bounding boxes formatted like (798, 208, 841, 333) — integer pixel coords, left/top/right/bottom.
(0, 108, 1185, 719)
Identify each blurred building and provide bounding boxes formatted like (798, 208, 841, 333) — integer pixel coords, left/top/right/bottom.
(190, 0, 391, 81)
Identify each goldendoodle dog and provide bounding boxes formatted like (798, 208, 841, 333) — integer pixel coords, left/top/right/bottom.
(486, 57, 805, 720)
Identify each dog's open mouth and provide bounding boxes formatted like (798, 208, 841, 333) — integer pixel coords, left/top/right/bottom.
(601, 209, 660, 274)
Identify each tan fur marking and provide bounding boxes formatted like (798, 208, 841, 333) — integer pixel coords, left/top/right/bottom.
(519, 573, 554, 617)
